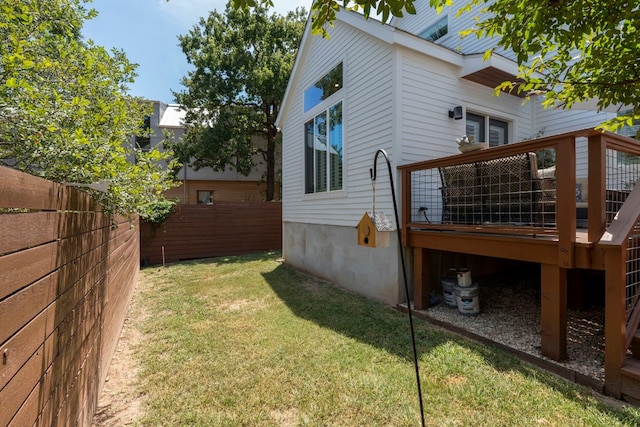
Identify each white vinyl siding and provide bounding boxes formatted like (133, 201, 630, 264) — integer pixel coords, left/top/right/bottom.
(397, 48, 533, 165)
(281, 18, 395, 227)
(394, 0, 514, 60)
(533, 101, 616, 137)
(533, 100, 617, 176)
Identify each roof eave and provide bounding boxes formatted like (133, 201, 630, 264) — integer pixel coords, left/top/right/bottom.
(460, 52, 525, 97)
(276, 9, 466, 128)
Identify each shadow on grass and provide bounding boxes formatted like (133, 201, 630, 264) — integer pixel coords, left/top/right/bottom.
(262, 261, 640, 423)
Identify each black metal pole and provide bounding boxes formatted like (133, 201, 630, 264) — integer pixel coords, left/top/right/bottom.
(370, 149, 425, 427)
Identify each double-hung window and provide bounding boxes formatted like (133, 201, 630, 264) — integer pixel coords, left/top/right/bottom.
(304, 63, 344, 194)
(466, 112, 509, 147)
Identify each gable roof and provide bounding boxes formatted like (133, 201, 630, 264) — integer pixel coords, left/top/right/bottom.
(276, 7, 521, 127)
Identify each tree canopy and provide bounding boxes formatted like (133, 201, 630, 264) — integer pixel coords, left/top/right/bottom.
(175, 2, 306, 201)
(0, 0, 177, 215)
(232, 0, 640, 132)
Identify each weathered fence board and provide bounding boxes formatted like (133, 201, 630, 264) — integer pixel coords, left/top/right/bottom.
(0, 166, 138, 426)
(140, 202, 282, 265)
(0, 243, 58, 299)
(0, 274, 57, 344)
(0, 212, 58, 255)
(0, 167, 99, 212)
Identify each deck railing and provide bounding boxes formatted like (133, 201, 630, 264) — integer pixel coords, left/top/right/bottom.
(598, 134, 640, 397)
(400, 138, 561, 232)
(599, 184, 640, 397)
(400, 130, 640, 266)
(399, 128, 640, 398)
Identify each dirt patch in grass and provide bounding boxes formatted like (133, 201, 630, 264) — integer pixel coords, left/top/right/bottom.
(91, 276, 150, 426)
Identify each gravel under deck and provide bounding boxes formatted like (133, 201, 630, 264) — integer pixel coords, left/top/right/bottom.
(412, 267, 605, 385)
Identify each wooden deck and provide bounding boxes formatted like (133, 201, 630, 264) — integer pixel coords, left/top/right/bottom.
(399, 129, 640, 401)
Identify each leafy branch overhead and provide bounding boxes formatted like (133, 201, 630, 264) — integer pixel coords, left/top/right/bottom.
(231, 0, 640, 132)
(175, 2, 306, 201)
(1, 0, 178, 214)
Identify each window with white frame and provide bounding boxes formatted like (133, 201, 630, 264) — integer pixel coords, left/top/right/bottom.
(304, 63, 344, 194)
(419, 15, 448, 42)
(305, 101, 343, 194)
(466, 112, 510, 147)
(304, 62, 343, 113)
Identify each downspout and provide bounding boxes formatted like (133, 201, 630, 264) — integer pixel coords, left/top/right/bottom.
(183, 165, 187, 204)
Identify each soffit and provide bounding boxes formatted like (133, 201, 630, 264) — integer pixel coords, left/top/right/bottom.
(460, 53, 526, 98)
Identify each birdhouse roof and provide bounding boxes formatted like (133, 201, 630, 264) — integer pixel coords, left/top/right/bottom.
(365, 211, 395, 232)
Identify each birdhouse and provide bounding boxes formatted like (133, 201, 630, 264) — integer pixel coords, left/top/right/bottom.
(356, 211, 395, 248)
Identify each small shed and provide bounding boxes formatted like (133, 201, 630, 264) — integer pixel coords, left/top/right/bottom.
(356, 211, 395, 248)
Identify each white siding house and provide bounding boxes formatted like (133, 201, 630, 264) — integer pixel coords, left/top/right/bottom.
(276, 6, 615, 305)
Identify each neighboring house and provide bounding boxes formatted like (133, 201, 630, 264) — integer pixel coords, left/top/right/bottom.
(141, 101, 277, 204)
(276, 3, 614, 305)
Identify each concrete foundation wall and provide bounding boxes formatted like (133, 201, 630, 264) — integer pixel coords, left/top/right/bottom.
(283, 221, 407, 305)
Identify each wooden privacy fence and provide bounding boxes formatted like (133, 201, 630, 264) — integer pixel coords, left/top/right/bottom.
(140, 202, 282, 265)
(0, 167, 139, 426)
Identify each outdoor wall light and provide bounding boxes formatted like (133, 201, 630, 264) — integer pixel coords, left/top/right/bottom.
(448, 106, 463, 120)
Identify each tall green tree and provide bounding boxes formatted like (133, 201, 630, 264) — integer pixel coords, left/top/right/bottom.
(232, 0, 640, 132)
(0, 0, 177, 214)
(175, 2, 306, 201)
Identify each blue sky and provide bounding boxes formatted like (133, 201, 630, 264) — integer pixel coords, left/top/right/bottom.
(82, 0, 312, 103)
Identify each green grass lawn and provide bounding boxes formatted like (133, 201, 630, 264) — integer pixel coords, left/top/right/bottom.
(132, 252, 640, 426)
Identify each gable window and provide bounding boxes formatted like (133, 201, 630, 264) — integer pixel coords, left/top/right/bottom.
(466, 112, 509, 147)
(305, 101, 343, 194)
(303, 63, 344, 194)
(304, 62, 343, 113)
(419, 16, 448, 42)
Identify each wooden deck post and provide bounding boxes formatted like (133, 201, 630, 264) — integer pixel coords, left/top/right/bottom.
(587, 134, 607, 242)
(413, 247, 430, 310)
(603, 245, 627, 398)
(555, 137, 576, 269)
(540, 263, 567, 361)
(597, 181, 640, 397)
